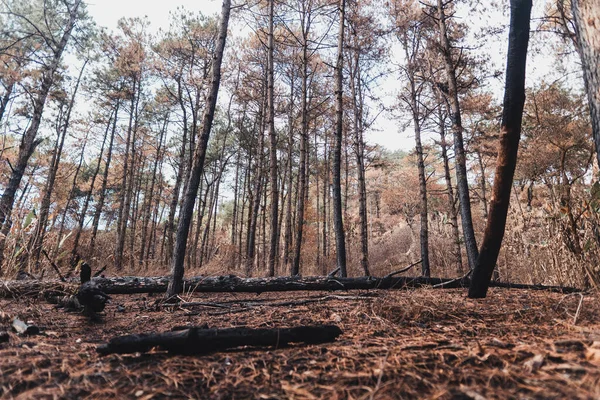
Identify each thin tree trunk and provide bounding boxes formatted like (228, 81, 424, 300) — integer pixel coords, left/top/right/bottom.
(469, 0, 532, 298)
(283, 78, 295, 269)
(477, 151, 489, 219)
(436, 0, 478, 270)
(167, 0, 231, 297)
(438, 111, 463, 273)
(267, 0, 279, 278)
(292, 16, 311, 277)
(332, 0, 348, 277)
(0, 81, 14, 125)
(247, 108, 266, 276)
(53, 131, 89, 257)
(0, 0, 81, 267)
(166, 79, 189, 264)
(139, 116, 167, 268)
(115, 78, 139, 270)
(71, 103, 112, 263)
(90, 101, 120, 251)
(348, 49, 370, 277)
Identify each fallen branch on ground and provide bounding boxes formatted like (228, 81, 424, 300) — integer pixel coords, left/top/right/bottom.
(96, 324, 343, 355)
(383, 260, 422, 279)
(168, 294, 376, 311)
(0, 275, 583, 298)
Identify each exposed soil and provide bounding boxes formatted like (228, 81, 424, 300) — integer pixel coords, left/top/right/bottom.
(1, 287, 599, 399)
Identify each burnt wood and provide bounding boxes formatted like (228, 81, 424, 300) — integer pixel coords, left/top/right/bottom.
(97, 324, 343, 355)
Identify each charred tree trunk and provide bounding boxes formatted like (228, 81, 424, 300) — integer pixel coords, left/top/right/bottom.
(332, 0, 348, 277)
(90, 101, 119, 251)
(348, 47, 370, 277)
(436, 0, 479, 271)
(167, 0, 231, 297)
(572, 0, 600, 169)
(267, 0, 279, 278)
(469, 0, 532, 298)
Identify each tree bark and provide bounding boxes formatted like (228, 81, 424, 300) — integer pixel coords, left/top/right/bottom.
(436, 0, 479, 271)
(267, 0, 279, 278)
(72, 95, 112, 264)
(0, 0, 82, 267)
(90, 101, 120, 251)
(166, 0, 231, 297)
(572, 0, 600, 169)
(332, 0, 348, 277)
(348, 45, 370, 277)
(468, 0, 532, 298)
(97, 325, 343, 356)
(292, 9, 312, 277)
(0, 275, 581, 298)
(438, 110, 463, 273)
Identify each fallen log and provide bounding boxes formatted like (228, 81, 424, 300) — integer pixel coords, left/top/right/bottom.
(0, 275, 583, 298)
(97, 324, 343, 355)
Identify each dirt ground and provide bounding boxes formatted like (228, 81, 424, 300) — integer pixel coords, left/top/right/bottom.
(1, 287, 599, 399)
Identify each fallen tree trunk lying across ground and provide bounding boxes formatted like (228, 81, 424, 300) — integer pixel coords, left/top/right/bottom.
(0, 275, 583, 298)
(97, 324, 343, 355)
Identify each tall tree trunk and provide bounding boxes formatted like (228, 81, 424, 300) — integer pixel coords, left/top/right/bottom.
(348, 49, 370, 277)
(71, 102, 113, 263)
(139, 115, 167, 268)
(53, 131, 89, 257)
(166, 78, 189, 264)
(167, 0, 231, 297)
(115, 78, 140, 270)
(90, 101, 120, 251)
(572, 0, 600, 169)
(332, 0, 348, 277)
(438, 110, 463, 273)
(283, 76, 295, 270)
(436, 0, 479, 270)
(267, 0, 279, 277)
(0, 0, 81, 267)
(469, 0, 532, 298)
(246, 106, 266, 276)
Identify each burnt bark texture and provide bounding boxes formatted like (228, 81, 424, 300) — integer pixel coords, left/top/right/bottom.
(332, 0, 348, 277)
(0, 275, 581, 298)
(267, 0, 279, 277)
(468, 0, 532, 298)
(167, 0, 231, 297)
(572, 0, 600, 168)
(436, 0, 479, 271)
(97, 325, 343, 355)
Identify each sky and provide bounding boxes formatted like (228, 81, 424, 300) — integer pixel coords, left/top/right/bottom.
(84, 0, 567, 152)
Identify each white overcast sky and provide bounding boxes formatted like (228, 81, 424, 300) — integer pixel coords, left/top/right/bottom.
(83, 0, 566, 152)
(87, 0, 224, 31)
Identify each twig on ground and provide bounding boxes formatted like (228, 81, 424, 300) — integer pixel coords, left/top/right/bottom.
(383, 260, 422, 279)
(432, 270, 472, 288)
(180, 295, 376, 314)
(574, 293, 585, 325)
(42, 250, 65, 282)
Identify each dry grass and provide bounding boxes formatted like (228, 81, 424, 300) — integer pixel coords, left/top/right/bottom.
(1, 288, 600, 399)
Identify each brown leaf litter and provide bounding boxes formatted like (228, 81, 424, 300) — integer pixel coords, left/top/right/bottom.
(1, 288, 599, 399)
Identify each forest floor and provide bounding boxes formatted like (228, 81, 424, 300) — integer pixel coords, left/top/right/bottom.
(1, 287, 599, 399)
